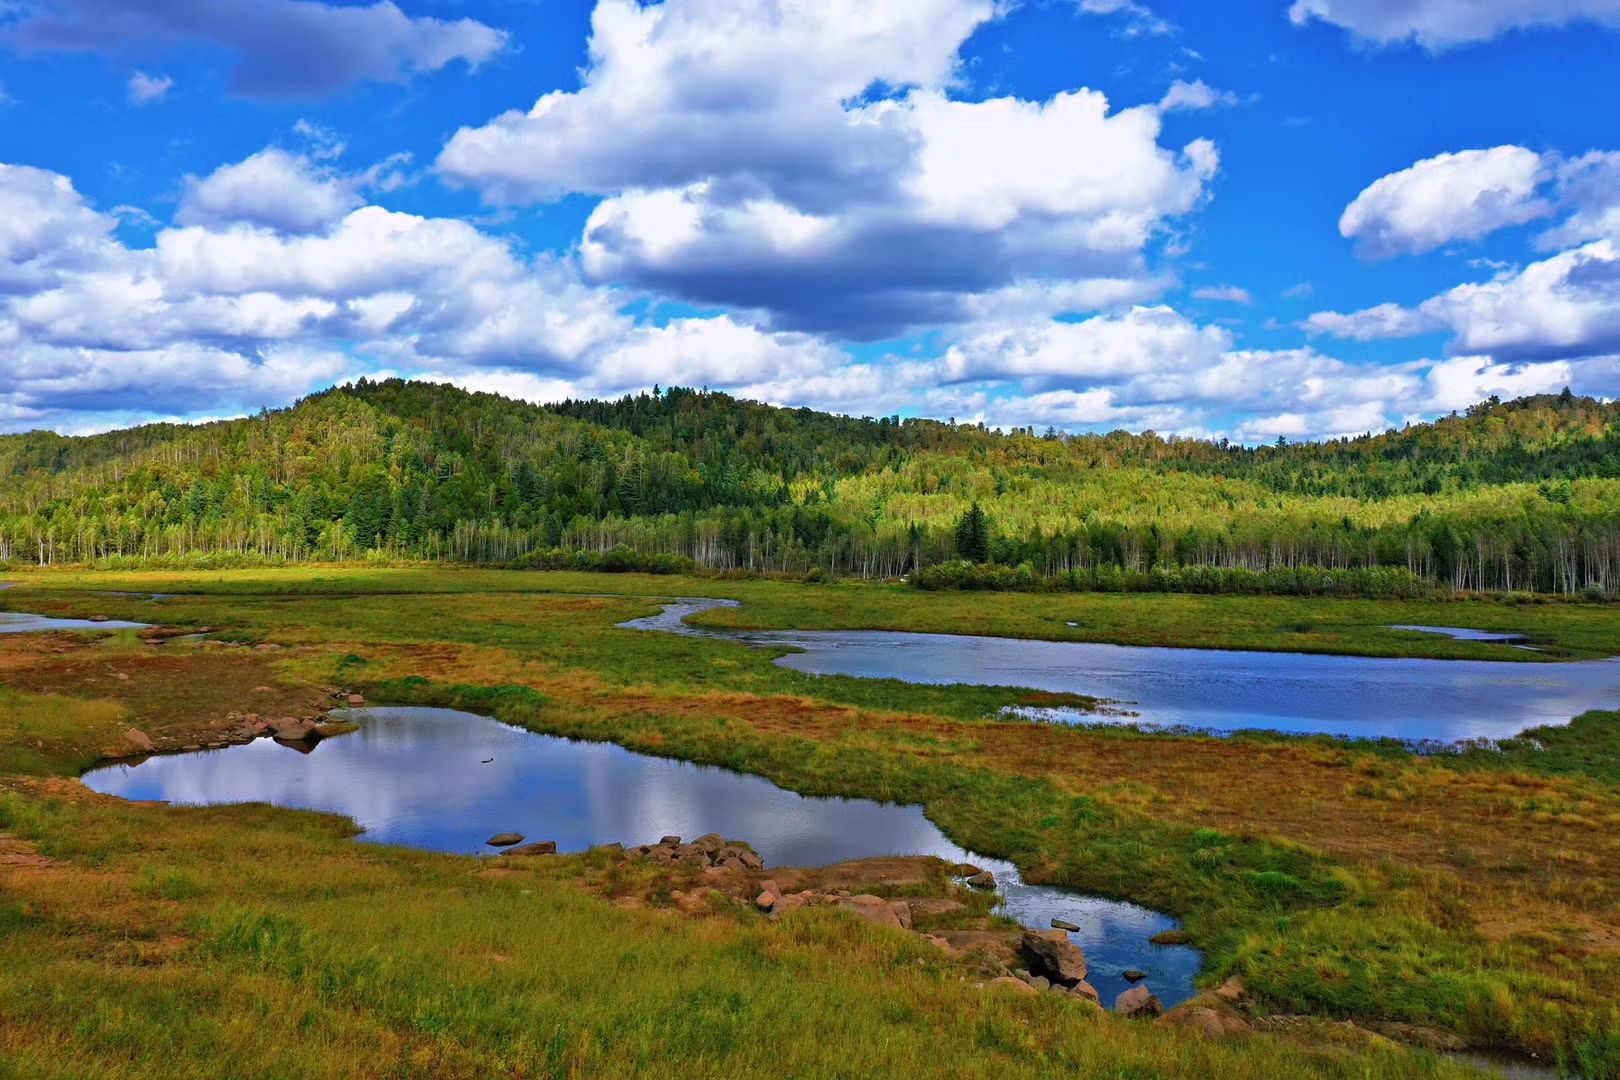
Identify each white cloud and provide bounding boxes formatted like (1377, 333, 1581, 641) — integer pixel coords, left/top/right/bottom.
(940, 306, 1231, 388)
(177, 148, 363, 234)
(441, 0, 1216, 338)
(1308, 240, 1620, 361)
(1340, 146, 1549, 258)
(1289, 0, 1620, 48)
(1158, 79, 1238, 112)
(1538, 150, 1620, 249)
(8, 0, 507, 100)
(1193, 284, 1251, 303)
(126, 70, 173, 104)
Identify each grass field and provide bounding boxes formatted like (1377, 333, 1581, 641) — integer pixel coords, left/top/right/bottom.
(2, 566, 1618, 1077)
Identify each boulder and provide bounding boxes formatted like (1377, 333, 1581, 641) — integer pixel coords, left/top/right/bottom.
(1070, 981, 1101, 1005)
(1157, 1004, 1250, 1038)
(90, 614, 110, 622)
(965, 870, 996, 889)
(502, 841, 557, 856)
(271, 718, 316, 741)
(737, 849, 765, 871)
(692, 833, 726, 853)
(486, 833, 525, 847)
(1051, 917, 1082, 932)
(833, 894, 904, 929)
(1019, 929, 1087, 985)
(755, 891, 778, 911)
(887, 899, 913, 930)
(987, 976, 1038, 996)
(768, 894, 808, 920)
(952, 863, 982, 877)
(1213, 975, 1246, 1003)
(1123, 969, 1147, 983)
(1150, 929, 1192, 946)
(659, 835, 682, 845)
(346, 693, 366, 706)
(125, 728, 156, 752)
(907, 898, 967, 922)
(1115, 985, 1164, 1019)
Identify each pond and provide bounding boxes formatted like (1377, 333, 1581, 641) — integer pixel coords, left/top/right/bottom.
(623, 599, 1620, 743)
(82, 705, 1202, 1009)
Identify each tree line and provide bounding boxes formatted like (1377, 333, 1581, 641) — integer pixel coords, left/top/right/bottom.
(2, 379, 1618, 597)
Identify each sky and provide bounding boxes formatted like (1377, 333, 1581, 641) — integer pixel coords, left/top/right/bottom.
(2, 0, 1620, 442)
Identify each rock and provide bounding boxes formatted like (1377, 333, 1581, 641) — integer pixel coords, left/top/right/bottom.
(254, 643, 283, 651)
(1122, 969, 1147, 983)
(1213, 975, 1246, 1003)
(692, 833, 726, 853)
(717, 857, 748, 873)
(887, 899, 913, 930)
(907, 898, 967, 922)
(659, 835, 681, 845)
(253, 686, 273, 694)
(768, 894, 807, 920)
(965, 870, 996, 889)
(755, 891, 778, 911)
(1026, 974, 1051, 991)
(90, 614, 110, 622)
(953, 863, 982, 877)
(1115, 985, 1165, 1019)
(737, 849, 765, 871)
(987, 976, 1038, 996)
(833, 894, 904, 929)
(486, 833, 525, 847)
(759, 879, 782, 897)
(1150, 929, 1192, 946)
(271, 718, 316, 741)
(1070, 981, 1101, 1004)
(125, 728, 156, 752)
(346, 693, 365, 706)
(502, 841, 557, 856)
(1051, 917, 1082, 932)
(1157, 1005, 1251, 1038)
(1019, 929, 1087, 985)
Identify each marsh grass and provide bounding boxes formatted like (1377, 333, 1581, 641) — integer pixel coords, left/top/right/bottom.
(0, 567, 1617, 1075)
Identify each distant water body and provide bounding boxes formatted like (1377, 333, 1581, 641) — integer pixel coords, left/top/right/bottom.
(625, 600, 1620, 743)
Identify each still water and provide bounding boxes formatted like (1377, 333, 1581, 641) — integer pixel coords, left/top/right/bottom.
(625, 600, 1620, 743)
(83, 705, 1201, 1008)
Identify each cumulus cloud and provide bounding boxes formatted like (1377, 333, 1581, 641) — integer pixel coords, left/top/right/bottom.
(1158, 79, 1238, 112)
(6, 0, 507, 99)
(176, 148, 364, 234)
(0, 153, 862, 431)
(1340, 146, 1550, 258)
(1289, 0, 1620, 48)
(126, 71, 173, 104)
(1308, 240, 1620, 360)
(440, 0, 1216, 338)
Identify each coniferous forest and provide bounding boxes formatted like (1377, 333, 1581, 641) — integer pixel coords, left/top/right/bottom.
(4, 379, 1620, 597)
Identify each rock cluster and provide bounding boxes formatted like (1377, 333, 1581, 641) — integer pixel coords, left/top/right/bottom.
(630, 833, 765, 873)
(101, 685, 369, 760)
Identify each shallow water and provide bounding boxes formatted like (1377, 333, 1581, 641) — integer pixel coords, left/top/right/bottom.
(82, 705, 1201, 1008)
(0, 611, 148, 633)
(623, 600, 1620, 743)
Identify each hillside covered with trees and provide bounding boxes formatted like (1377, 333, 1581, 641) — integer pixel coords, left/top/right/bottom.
(3, 379, 1619, 597)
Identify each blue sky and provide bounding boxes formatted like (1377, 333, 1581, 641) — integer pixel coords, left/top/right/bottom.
(2, 0, 1619, 440)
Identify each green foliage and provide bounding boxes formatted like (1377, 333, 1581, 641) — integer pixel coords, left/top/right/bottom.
(5, 380, 1620, 596)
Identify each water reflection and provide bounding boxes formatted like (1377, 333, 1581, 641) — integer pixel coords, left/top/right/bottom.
(82, 705, 1201, 1008)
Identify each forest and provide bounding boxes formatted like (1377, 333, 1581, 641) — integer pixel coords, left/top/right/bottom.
(3, 378, 1619, 597)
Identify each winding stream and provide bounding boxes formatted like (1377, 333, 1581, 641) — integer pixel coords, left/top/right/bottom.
(82, 705, 1203, 1009)
(624, 599, 1620, 743)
